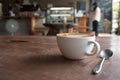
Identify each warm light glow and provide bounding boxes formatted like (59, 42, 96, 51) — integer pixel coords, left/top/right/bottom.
(50, 7, 72, 10)
(50, 14, 71, 17)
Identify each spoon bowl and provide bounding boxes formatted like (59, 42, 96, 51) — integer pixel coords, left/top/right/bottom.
(100, 49, 113, 60)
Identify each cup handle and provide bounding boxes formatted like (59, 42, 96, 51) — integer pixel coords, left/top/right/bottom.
(86, 41, 100, 56)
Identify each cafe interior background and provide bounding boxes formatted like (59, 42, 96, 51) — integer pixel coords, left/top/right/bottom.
(0, 0, 119, 36)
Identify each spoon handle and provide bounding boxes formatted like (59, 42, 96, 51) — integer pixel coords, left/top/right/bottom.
(92, 58, 105, 74)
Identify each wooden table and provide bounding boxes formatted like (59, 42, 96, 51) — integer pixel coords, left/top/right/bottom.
(0, 35, 120, 80)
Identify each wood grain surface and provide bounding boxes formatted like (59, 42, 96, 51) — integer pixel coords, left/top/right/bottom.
(0, 35, 119, 80)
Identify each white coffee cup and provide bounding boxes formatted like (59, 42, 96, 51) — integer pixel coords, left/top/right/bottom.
(57, 33, 100, 60)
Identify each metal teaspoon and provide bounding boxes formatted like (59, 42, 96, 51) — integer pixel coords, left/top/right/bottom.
(92, 49, 113, 74)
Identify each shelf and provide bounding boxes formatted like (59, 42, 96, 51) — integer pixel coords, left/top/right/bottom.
(46, 7, 74, 24)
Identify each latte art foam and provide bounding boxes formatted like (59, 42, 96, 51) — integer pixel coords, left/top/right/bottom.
(65, 34, 91, 38)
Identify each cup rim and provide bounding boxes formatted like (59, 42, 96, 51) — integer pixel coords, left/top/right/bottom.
(57, 32, 95, 39)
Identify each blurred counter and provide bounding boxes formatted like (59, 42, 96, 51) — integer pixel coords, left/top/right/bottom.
(44, 23, 74, 35)
(0, 16, 44, 36)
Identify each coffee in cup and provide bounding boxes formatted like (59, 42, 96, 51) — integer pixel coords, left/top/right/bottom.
(57, 33, 100, 60)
